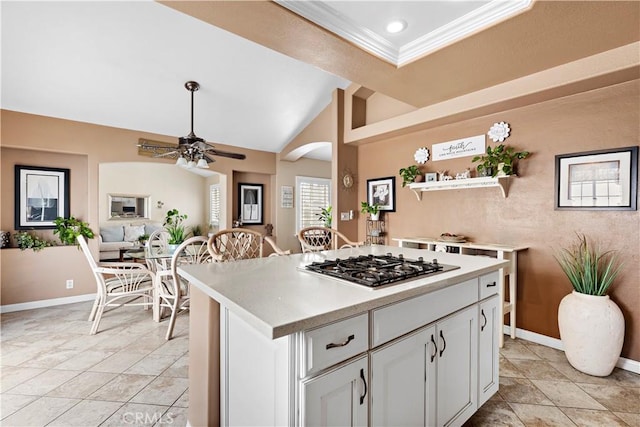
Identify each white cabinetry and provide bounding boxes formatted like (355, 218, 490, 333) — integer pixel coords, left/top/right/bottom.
(301, 356, 368, 427)
(478, 295, 500, 406)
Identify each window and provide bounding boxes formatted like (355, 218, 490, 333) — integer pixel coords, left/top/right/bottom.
(296, 176, 331, 231)
(210, 184, 220, 228)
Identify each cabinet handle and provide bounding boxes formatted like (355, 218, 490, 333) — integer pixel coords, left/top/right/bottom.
(486, 281, 497, 287)
(326, 334, 355, 350)
(439, 330, 446, 357)
(359, 368, 367, 405)
(430, 334, 437, 362)
(481, 309, 487, 331)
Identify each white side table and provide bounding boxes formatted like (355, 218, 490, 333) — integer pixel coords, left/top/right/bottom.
(393, 237, 528, 348)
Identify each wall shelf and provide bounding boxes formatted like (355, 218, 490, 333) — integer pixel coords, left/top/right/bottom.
(408, 176, 511, 200)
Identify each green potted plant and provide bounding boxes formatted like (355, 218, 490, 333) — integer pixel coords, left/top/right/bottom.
(471, 144, 530, 177)
(317, 205, 332, 228)
(15, 231, 52, 251)
(360, 201, 381, 221)
(399, 165, 422, 187)
(137, 233, 150, 246)
(554, 233, 624, 376)
(164, 209, 188, 252)
(53, 216, 95, 246)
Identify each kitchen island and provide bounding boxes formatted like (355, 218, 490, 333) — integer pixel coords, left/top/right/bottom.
(179, 245, 508, 427)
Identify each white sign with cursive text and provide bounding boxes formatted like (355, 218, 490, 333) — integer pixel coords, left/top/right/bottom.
(432, 135, 485, 161)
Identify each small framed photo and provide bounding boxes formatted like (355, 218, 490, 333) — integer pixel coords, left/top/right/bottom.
(425, 172, 437, 182)
(15, 165, 70, 229)
(238, 183, 264, 224)
(367, 176, 396, 212)
(555, 146, 638, 210)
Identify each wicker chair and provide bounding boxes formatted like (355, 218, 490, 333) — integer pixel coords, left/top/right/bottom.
(145, 229, 170, 272)
(155, 236, 212, 340)
(297, 227, 364, 253)
(207, 228, 264, 262)
(78, 235, 155, 335)
(264, 236, 290, 257)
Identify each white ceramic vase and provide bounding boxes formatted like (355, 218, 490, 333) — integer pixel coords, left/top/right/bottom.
(370, 213, 380, 221)
(558, 291, 624, 376)
(167, 243, 180, 254)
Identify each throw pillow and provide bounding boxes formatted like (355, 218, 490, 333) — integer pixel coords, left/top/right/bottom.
(101, 225, 124, 242)
(145, 223, 163, 236)
(124, 225, 146, 242)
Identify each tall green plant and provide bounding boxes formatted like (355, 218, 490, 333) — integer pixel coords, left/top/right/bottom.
(317, 206, 332, 228)
(53, 216, 95, 246)
(164, 209, 188, 244)
(554, 234, 622, 296)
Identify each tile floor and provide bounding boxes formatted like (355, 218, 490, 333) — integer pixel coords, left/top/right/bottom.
(1, 301, 639, 426)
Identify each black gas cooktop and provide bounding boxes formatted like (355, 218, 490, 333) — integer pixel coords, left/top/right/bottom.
(304, 253, 459, 288)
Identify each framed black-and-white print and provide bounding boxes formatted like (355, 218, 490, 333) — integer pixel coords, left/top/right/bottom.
(238, 183, 263, 225)
(15, 165, 70, 229)
(367, 176, 396, 212)
(555, 146, 638, 210)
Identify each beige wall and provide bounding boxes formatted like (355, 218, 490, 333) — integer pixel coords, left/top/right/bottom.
(357, 80, 640, 361)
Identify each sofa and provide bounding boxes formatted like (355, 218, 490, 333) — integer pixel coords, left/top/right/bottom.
(99, 222, 163, 261)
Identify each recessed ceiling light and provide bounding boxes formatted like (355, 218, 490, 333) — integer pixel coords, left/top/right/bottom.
(386, 19, 407, 34)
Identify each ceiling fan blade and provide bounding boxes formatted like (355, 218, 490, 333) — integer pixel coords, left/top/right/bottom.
(154, 150, 180, 158)
(207, 149, 246, 160)
(203, 154, 216, 163)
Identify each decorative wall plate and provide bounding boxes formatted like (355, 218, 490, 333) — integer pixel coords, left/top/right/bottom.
(341, 168, 356, 191)
(414, 147, 430, 164)
(488, 122, 510, 142)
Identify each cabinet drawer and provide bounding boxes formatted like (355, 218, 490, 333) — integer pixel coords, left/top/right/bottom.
(301, 313, 369, 377)
(479, 271, 499, 300)
(372, 279, 478, 347)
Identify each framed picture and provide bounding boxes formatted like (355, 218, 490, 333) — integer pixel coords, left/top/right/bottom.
(15, 165, 70, 229)
(238, 183, 264, 225)
(425, 172, 437, 182)
(367, 176, 396, 212)
(555, 146, 638, 210)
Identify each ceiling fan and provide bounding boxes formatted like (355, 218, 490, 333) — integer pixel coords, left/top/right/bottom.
(137, 81, 246, 168)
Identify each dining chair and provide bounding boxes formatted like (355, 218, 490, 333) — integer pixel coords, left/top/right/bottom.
(264, 236, 291, 257)
(298, 227, 364, 253)
(77, 235, 155, 335)
(208, 228, 264, 261)
(155, 236, 212, 340)
(145, 229, 170, 272)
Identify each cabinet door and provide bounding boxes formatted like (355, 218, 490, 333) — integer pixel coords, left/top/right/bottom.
(370, 326, 436, 427)
(436, 305, 478, 427)
(478, 295, 500, 406)
(301, 356, 368, 427)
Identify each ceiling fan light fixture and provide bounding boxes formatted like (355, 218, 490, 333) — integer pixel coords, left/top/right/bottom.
(176, 156, 187, 167)
(196, 158, 209, 169)
(186, 160, 196, 169)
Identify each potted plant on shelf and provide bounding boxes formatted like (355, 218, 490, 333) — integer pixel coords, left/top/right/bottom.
(471, 144, 530, 177)
(164, 209, 188, 253)
(15, 231, 52, 251)
(360, 201, 381, 221)
(53, 216, 95, 246)
(317, 205, 332, 228)
(399, 165, 423, 187)
(554, 233, 624, 376)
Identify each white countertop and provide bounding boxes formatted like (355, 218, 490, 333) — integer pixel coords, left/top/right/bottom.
(179, 245, 508, 340)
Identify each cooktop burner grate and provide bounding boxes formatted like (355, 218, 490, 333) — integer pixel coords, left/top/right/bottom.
(304, 253, 459, 288)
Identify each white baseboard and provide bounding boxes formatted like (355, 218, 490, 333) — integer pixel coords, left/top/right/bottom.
(0, 293, 96, 314)
(503, 325, 640, 374)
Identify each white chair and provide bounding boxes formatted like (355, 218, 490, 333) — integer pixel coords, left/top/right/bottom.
(78, 235, 155, 335)
(207, 228, 264, 262)
(145, 229, 170, 272)
(155, 236, 212, 340)
(298, 227, 364, 253)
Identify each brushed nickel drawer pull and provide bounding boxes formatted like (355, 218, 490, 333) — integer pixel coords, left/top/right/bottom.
(326, 334, 355, 350)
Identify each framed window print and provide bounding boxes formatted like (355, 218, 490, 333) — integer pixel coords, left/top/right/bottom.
(15, 165, 70, 229)
(367, 177, 396, 212)
(238, 183, 263, 225)
(555, 146, 638, 210)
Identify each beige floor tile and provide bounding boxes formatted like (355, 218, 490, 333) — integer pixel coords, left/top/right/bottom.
(130, 376, 189, 406)
(522, 343, 567, 363)
(0, 393, 38, 419)
(46, 371, 117, 399)
(501, 339, 541, 361)
(19, 347, 81, 369)
(499, 355, 526, 379)
(547, 359, 619, 386)
(7, 369, 81, 396)
(464, 400, 525, 426)
(173, 389, 189, 408)
(125, 354, 181, 376)
(498, 377, 554, 406)
(561, 408, 629, 426)
(509, 359, 569, 381)
(531, 380, 606, 410)
(0, 366, 46, 392)
(89, 373, 155, 402)
(47, 399, 123, 426)
(150, 335, 189, 356)
(578, 383, 640, 413)
(161, 355, 189, 378)
(509, 402, 576, 426)
(54, 349, 115, 371)
(164, 406, 189, 426)
(88, 350, 146, 373)
(609, 368, 640, 388)
(100, 402, 170, 426)
(613, 411, 640, 426)
(0, 396, 80, 427)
